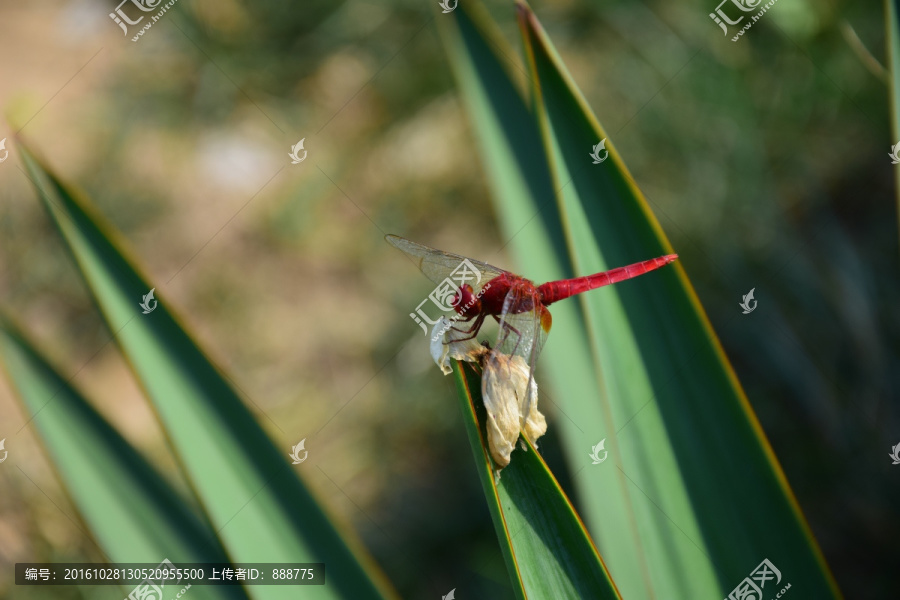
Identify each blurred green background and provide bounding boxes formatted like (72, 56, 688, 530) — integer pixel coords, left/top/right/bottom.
(0, 0, 896, 598)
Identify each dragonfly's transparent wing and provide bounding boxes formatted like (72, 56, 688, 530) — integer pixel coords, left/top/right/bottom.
(491, 282, 551, 422)
(386, 234, 507, 296)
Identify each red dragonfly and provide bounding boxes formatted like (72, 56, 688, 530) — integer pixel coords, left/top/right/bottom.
(387, 234, 678, 420)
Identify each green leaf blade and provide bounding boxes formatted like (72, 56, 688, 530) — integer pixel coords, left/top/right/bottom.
(516, 3, 842, 599)
(452, 361, 621, 600)
(0, 316, 248, 600)
(19, 143, 398, 600)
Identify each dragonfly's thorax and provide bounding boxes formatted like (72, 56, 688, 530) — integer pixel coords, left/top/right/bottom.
(479, 274, 539, 316)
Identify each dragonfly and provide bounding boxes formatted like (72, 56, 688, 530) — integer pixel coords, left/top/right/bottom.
(387, 234, 678, 468)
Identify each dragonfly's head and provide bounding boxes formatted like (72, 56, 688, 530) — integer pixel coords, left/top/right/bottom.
(452, 284, 480, 318)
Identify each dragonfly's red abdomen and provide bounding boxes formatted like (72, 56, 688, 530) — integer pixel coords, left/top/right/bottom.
(537, 254, 678, 305)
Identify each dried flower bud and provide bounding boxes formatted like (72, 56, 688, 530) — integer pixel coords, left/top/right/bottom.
(431, 318, 547, 471)
(481, 352, 547, 469)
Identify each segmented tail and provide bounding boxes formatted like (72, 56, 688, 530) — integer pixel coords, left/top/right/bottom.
(538, 254, 678, 305)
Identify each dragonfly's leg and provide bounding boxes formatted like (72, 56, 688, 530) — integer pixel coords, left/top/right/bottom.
(446, 313, 486, 343)
(448, 314, 485, 341)
(492, 315, 523, 356)
(449, 314, 476, 332)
